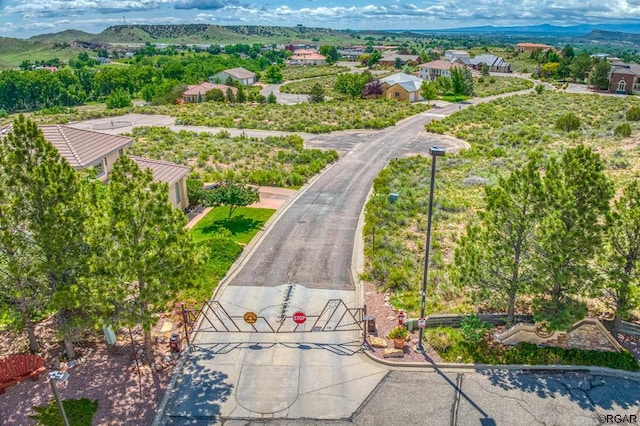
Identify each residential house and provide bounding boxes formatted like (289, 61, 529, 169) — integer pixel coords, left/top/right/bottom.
(129, 156, 191, 210)
(609, 62, 640, 94)
(418, 60, 461, 81)
(35, 125, 189, 209)
(515, 43, 556, 54)
(444, 50, 470, 61)
(378, 52, 423, 67)
(337, 48, 365, 61)
(288, 53, 327, 66)
(469, 54, 511, 73)
(181, 82, 237, 103)
(210, 67, 256, 86)
(379, 72, 423, 102)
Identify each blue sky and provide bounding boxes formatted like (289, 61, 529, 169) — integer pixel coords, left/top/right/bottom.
(1, 0, 639, 39)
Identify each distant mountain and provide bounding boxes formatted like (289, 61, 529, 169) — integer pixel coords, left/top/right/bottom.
(580, 30, 640, 44)
(409, 23, 640, 36)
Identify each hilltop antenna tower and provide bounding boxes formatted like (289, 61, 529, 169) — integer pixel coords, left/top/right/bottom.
(123, 16, 126, 26)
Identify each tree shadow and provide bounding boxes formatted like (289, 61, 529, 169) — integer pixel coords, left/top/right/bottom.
(162, 349, 233, 424)
(196, 214, 264, 240)
(480, 368, 640, 411)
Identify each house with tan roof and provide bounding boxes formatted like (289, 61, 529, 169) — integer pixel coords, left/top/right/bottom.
(181, 82, 237, 103)
(27, 125, 189, 210)
(378, 52, 423, 67)
(515, 43, 557, 54)
(609, 62, 640, 94)
(288, 53, 327, 66)
(418, 60, 463, 81)
(210, 67, 256, 86)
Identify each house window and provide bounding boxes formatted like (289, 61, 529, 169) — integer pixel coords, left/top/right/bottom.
(175, 182, 181, 204)
(118, 148, 124, 156)
(395, 92, 400, 98)
(93, 160, 105, 177)
(617, 79, 627, 93)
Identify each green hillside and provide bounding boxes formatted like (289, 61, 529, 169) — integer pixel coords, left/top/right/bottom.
(29, 29, 97, 43)
(94, 24, 363, 44)
(0, 37, 81, 69)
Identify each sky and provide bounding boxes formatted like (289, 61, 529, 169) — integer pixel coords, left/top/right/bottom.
(1, 0, 640, 39)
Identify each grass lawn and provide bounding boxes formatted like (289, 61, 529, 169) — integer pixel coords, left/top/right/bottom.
(190, 206, 275, 245)
(186, 206, 275, 301)
(440, 94, 471, 102)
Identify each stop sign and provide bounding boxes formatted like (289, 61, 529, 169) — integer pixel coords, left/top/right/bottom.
(292, 311, 307, 324)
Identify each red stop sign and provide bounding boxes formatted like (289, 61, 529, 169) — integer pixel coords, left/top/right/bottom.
(292, 311, 307, 324)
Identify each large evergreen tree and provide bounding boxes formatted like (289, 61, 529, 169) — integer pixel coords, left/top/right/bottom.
(456, 155, 544, 324)
(598, 181, 640, 335)
(88, 156, 204, 362)
(0, 115, 90, 358)
(532, 145, 613, 329)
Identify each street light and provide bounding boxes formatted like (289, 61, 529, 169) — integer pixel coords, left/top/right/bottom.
(417, 146, 445, 352)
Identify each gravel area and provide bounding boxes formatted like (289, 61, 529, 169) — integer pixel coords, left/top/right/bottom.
(363, 281, 443, 363)
(0, 318, 183, 425)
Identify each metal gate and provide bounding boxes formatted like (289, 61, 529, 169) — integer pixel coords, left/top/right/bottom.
(180, 299, 367, 355)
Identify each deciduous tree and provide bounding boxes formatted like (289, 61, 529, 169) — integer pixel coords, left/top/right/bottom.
(202, 182, 260, 220)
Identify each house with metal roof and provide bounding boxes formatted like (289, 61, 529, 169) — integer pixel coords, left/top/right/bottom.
(379, 72, 423, 102)
(469, 54, 511, 73)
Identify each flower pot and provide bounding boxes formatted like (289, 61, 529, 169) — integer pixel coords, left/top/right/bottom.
(393, 337, 406, 349)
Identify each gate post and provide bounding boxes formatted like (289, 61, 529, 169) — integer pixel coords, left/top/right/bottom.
(181, 304, 192, 352)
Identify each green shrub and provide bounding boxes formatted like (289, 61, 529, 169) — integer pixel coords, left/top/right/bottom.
(425, 328, 453, 352)
(459, 314, 491, 344)
(626, 105, 640, 121)
(555, 113, 581, 132)
(31, 398, 98, 426)
(535, 84, 544, 94)
(614, 123, 632, 138)
(105, 89, 132, 109)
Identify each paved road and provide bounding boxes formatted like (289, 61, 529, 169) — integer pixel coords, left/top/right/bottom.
(76, 98, 640, 425)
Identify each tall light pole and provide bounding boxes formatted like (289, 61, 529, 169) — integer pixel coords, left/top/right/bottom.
(417, 146, 445, 352)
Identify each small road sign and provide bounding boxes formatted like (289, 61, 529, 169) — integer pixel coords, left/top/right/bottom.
(292, 311, 307, 324)
(417, 318, 426, 329)
(243, 312, 258, 324)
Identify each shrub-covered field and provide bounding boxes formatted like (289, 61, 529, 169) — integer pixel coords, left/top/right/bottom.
(364, 91, 640, 313)
(128, 127, 338, 186)
(138, 99, 430, 133)
(473, 76, 534, 97)
(280, 76, 340, 98)
(281, 65, 349, 80)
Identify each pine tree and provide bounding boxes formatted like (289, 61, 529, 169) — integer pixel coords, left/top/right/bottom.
(0, 115, 90, 358)
(598, 181, 640, 335)
(88, 156, 205, 362)
(456, 155, 544, 324)
(532, 145, 613, 329)
(308, 83, 325, 103)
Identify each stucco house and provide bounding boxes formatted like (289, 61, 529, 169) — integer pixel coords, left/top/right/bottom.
(378, 52, 423, 67)
(209, 67, 256, 86)
(37, 125, 190, 210)
(609, 62, 640, 94)
(515, 43, 556, 54)
(379, 72, 423, 102)
(181, 82, 237, 103)
(288, 53, 327, 66)
(444, 50, 470, 61)
(418, 60, 460, 81)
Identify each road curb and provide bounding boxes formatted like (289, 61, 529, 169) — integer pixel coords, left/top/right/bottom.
(361, 349, 640, 380)
(151, 349, 193, 426)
